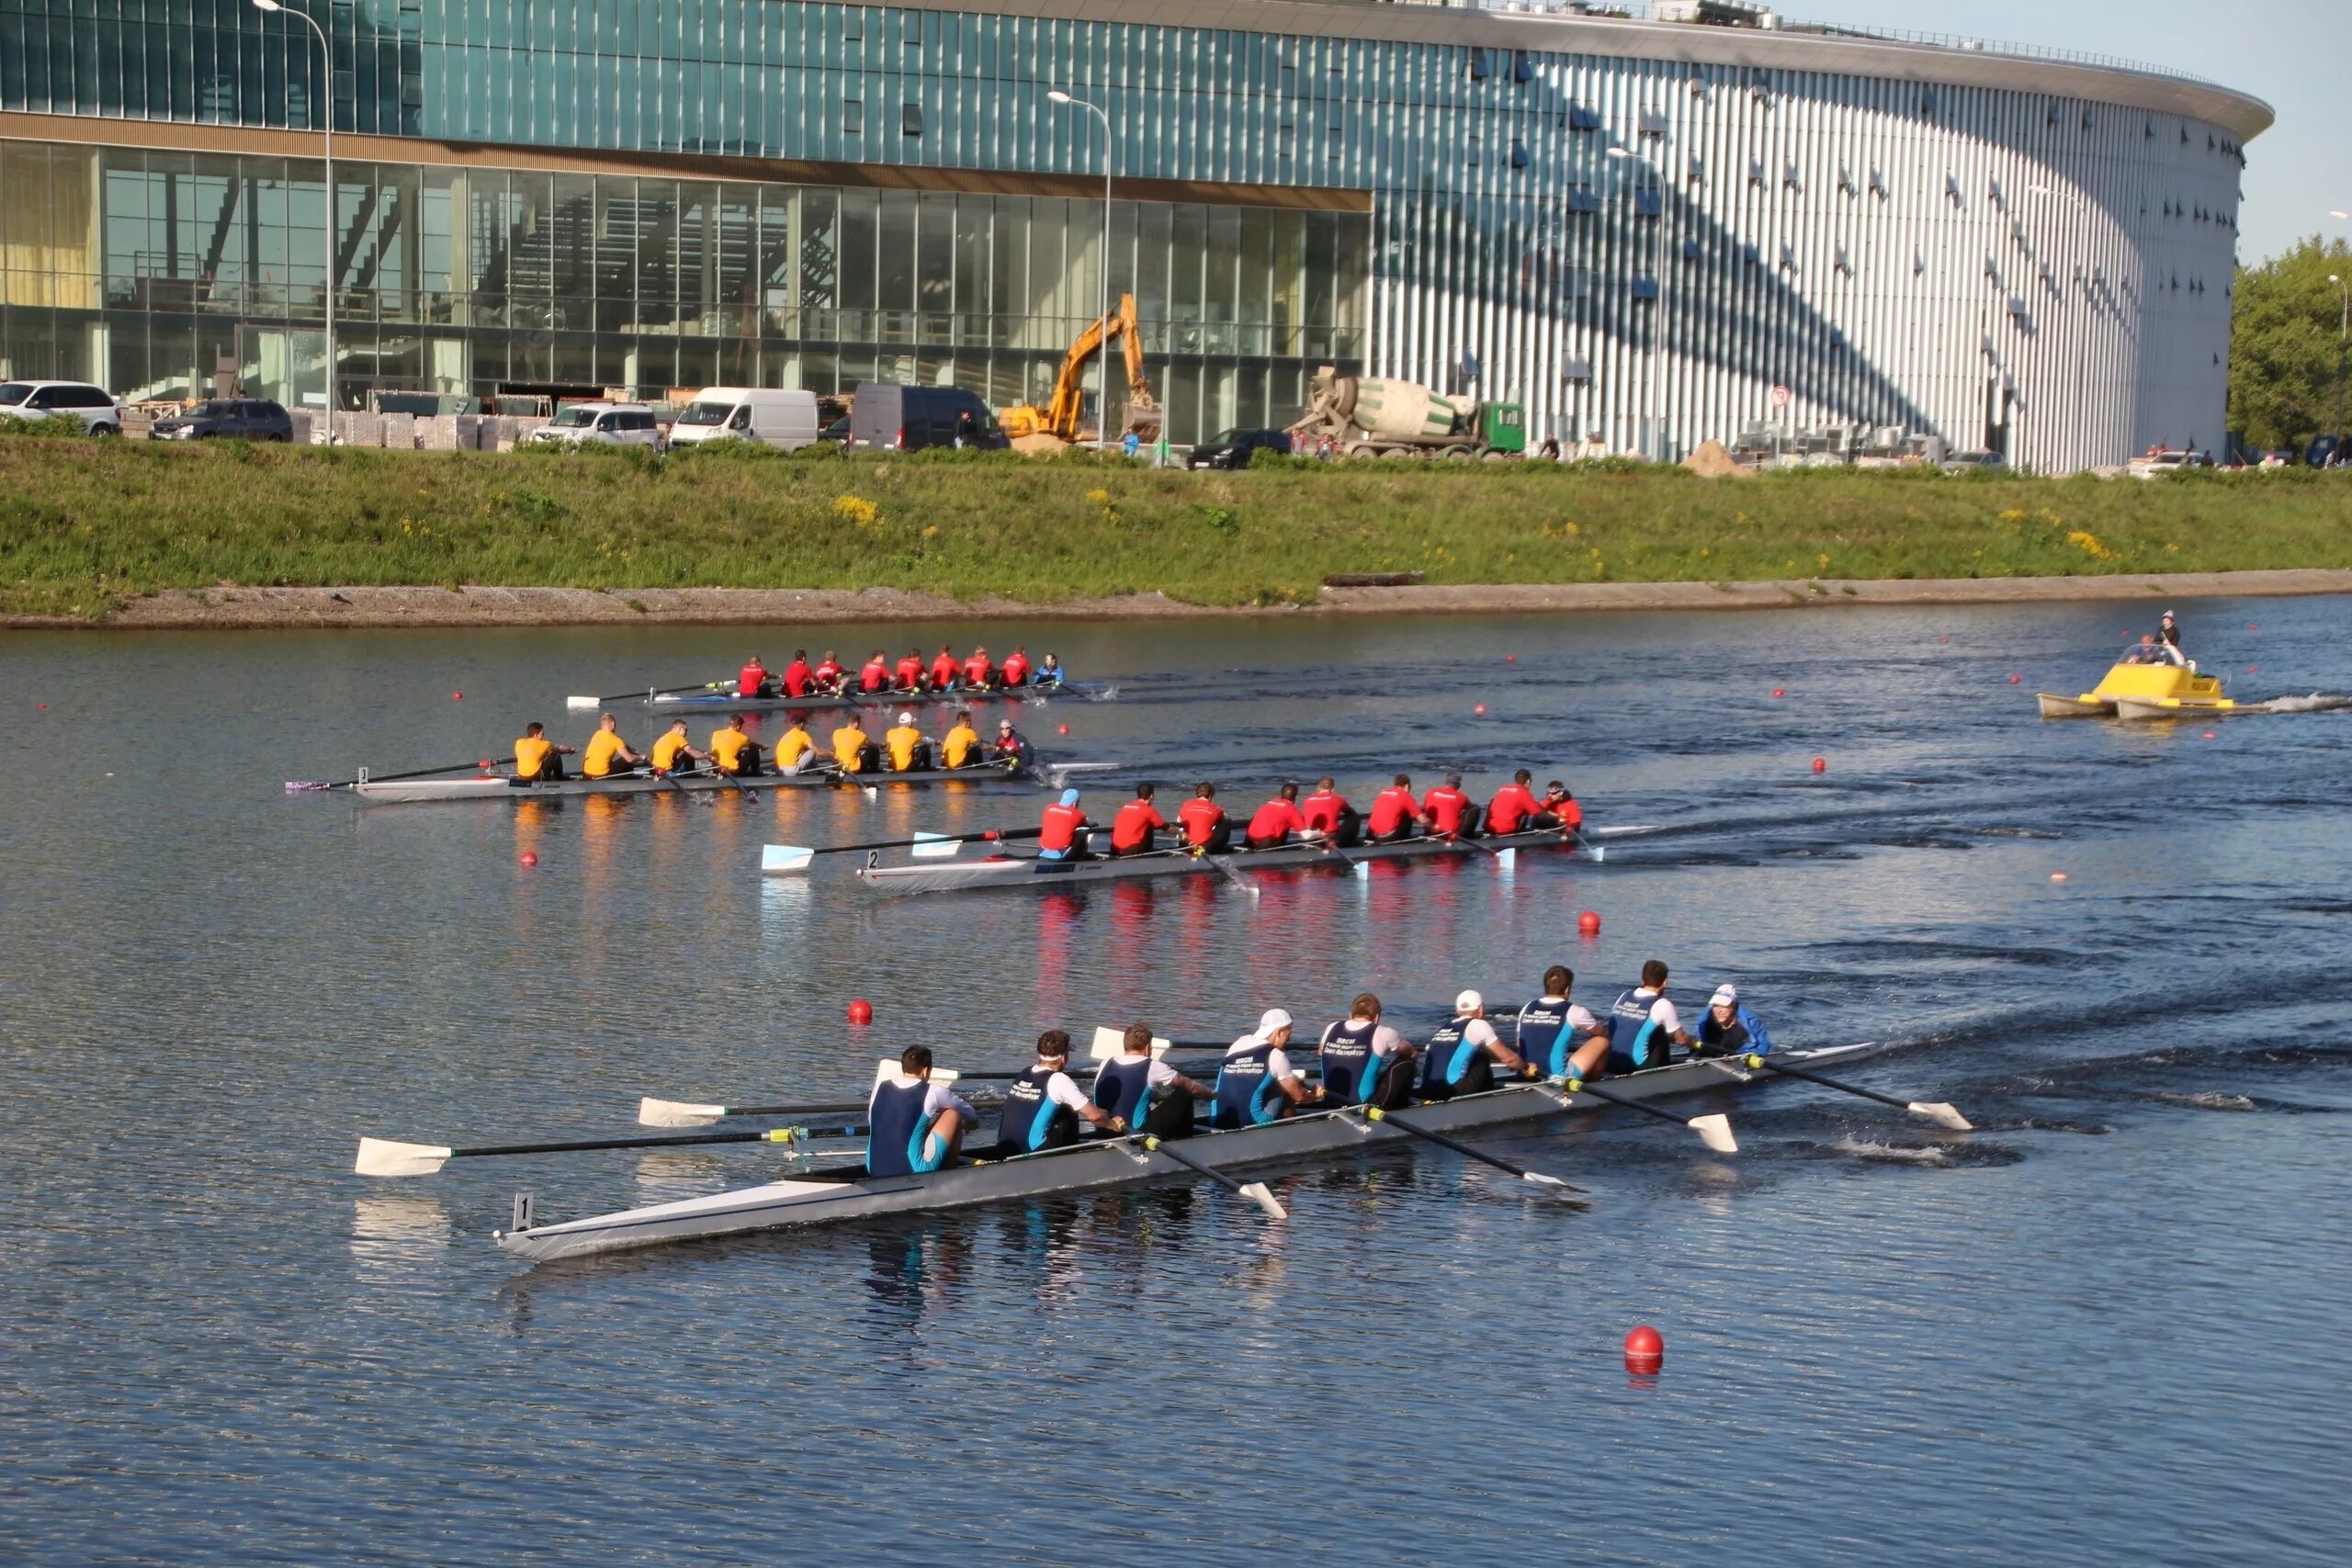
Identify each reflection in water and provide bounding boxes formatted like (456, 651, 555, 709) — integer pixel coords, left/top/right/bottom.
(349, 1196, 452, 1280)
(862, 1227, 975, 1346)
(996, 1200, 1087, 1303)
(1033, 895, 1080, 1023)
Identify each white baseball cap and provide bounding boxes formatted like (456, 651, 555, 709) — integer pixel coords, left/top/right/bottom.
(1257, 1008, 1294, 1037)
(898, 711, 915, 724)
(1455, 988, 1484, 1013)
(1710, 985, 1739, 1008)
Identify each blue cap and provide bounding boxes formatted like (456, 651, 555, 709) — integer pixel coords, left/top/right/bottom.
(1059, 788, 1080, 806)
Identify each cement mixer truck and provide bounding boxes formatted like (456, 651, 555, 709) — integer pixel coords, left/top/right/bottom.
(1288, 366, 1526, 460)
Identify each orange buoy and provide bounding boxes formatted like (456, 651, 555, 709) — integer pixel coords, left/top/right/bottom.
(519, 852, 537, 867)
(1506, 653, 1516, 662)
(2248, 665, 2258, 674)
(2050, 872, 2068, 883)
(2202, 729, 2217, 739)
(1623, 1324, 1664, 1371)
(848, 998, 875, 1026)
(1577, 909, 1601, 937)
(1811, 757, 1826, 773)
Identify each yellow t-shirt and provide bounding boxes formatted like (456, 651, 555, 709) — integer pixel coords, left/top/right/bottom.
(581, 730, 628, 778)
(651, 732, 692, 771)
(710, 728, 752, 773)
(832, 725, 869, 772)
(943, 723, 979, 769)
(887, 724, 924, 771)
(775, 727, 816, 768)
(514, 736, 553, 780)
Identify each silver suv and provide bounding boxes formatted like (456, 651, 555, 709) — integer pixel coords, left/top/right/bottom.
(0, 380, 122, 434)
(522, 402, 664, 450)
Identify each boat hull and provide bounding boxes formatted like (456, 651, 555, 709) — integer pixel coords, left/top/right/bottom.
(2034, 693, 2113, 718)
(2037, 660, 2227, 720)
(2112, 696, 2239, 722)
(650, 683, 1076, 714)
(355, 759, 1027, 804)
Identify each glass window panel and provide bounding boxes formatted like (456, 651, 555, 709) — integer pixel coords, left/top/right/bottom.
(1170, 204, 1204, 322)
(718, 182, 758, 325)
(1135, 201, 1170, 326)
(838, 186, 877, 310)
(1304, 211, 1335, 326)
(676, 180, 717, 333)
(1332, 213, 1368, 333)
(877, 188, 916, 311)
(1238, 207, 1272, 323)
(1269, 209, 1303, 330)
(917, 190, 954, 314)
(953, 193, 989, 323)
(1205, 204, 1239, 323)
(990, 195, 1024, 332)
(799, 187, 839, 310)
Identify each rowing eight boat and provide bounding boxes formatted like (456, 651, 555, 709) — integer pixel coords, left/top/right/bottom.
(632, 682, 1092, 715)
(490, 1043, 1877, 1263)
(352, 755, 1033, 804)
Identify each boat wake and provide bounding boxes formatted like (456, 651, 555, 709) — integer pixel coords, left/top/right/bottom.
(1086, 684, 1120, 702)
(2145, 1090, 2256, 1111)
(1824, 1135, 1954, 1165)
(2254, 694, 2352, 715)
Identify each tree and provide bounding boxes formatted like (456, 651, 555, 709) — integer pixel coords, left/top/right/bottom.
(2229, 236, 2352, 454)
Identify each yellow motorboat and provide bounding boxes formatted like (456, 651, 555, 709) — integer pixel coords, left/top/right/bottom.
(2035, 657, 2233, 720)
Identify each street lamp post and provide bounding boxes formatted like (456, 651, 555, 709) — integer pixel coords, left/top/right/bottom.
(1606, 146, 1666, 460)
(254, 0, 335, 434)
(2328, 273, 2348, 461)
(1048, 89, 1114, 452)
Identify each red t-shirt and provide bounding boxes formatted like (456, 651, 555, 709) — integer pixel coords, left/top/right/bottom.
(1367, 787, 1421, 837)
(813, 660, 842, 686)
(895, 656, 924, 689)
(1001, 653, 1031, 686)
(1039, 802, 1090, 852)
(1300, 791, 1351, 834)
(1423, 785, 1470, 835)
(1548, 795, 1584, 830)
(1111, 800, 1170, 852)
(1248, 799, 1305, 841)
(1487, 783, 1540, 835)
(738, 662, 767, 695)
(929, 654, 958, 689)
(859, 659, 889, 692)
(964, 654, 994, 686)
(1179, 799, 1226, 847)
(782, 660, 812, 697)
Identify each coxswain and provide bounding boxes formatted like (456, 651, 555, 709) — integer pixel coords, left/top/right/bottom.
(1001, 646, 1033, 687)
(858, 649, 891, 692)
(962, 644, 996, 691)
(865, 1044, 978, 1177)
(1245, 781, 1306, 850)
(1366, 774, 1426, 842)
(1484, 769, 1555, 836)
(992, 717, 1035, 769)
(1421, 772, 1478, 837)
(1179, 781, 1232, 853)
(942, 709, 982, 769)
(1092, 1021, 1212, 1139)
(1037, 787, 1092, 862)
(831, 713, 880, 773)
(579, 713, 647, 779)
(811, 649, 845, 694)
(1513, 965, 1610, 1081)
(1604, 960, 1694, 1074)
(650, 718, 707, 775)
(894, 647, 926, 693)
(929, 643, 960, 692)
(708, 714, 763, 776)
(886, 710, 933, 773)
(1108, 782, 1170, 856)
(737, 655, 773, 700)
(1540, 781, 1584, 835)
(993, 1030, 1121, 1156)
(1300, 776, 1360, 846)
(1693, 984, 1772, 1059)
(1316, 994, 1415, 1109)
(772, 712, 820, 774)
(1210, 1009, 1315, 1130)
(513, 721, 574, 782)
(1035, 653, 1066, 689)
(781, 649, 815, 699)
(1418, 990, 1527, 1100)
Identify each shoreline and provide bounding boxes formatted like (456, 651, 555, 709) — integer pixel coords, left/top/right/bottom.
(7, 568, 2352, 631)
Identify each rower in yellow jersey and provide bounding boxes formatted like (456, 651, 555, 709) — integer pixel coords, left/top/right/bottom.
(579, 713, 647, 779)
(513, 721, 576, 782)
(941, 708, 981, 770)
(772, 712, 820, 775)
(886, 710, 933, 773)
(650, 718, 707, 775)
(708, 714, 764, 777)
(832, 713, 880, 774)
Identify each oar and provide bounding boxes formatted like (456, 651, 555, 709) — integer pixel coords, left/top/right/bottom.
(1194, 842, 1264, 900)
(763, 826, 1044, 875)
(356, 1122, 865, 1177)
(1450, 834, 1518, 873)
(567, 681, 725, 710)
(285, 755, 515, 793)
(1362, 1106, 1585, 1196)
(639, 1097, 874, 1127)
(1744, 1053, 1973, 1131)
(1140, 1135, 1287, 1218)
(1563, 1076, 1739, 1152)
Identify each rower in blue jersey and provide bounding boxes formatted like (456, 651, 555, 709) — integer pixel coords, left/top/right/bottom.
(1210, 1009, 1315, 1130)
(865, 1044, 978, 1177)
(1034, 653, 1067, 689)
(1316, 993, 1416, 1109)
(1092, 1021, 1212, 1138)
(1604, 959, 1695, 1075)
(1418, 990, 1530, 1100)
(1513, 964, 1611, 1081)
(993, 1030, 1124, 1156)
(1693, 984, 1772, 1059)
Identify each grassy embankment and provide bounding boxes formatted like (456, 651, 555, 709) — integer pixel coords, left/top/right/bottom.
(3, 434, 2349, 619)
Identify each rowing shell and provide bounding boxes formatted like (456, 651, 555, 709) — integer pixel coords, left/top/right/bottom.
(352, 756, 1031, 804)
(493, 1043, 1877, 1263)
(644, 682, 1089, 715)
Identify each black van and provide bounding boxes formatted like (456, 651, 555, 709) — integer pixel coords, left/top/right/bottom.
(849, 383, 1009, 452)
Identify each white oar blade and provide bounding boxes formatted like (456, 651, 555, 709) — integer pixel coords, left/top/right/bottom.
(1521, 1170, 1569, 1189)
(909, 831, 962, 860)
(761, 844, 814, 876)
(861, 785, 878, 801)
(1688, 1113, 1739, 1155)
(1590, 844, 1606, 863)
(1238, 1181, 1288, 1220)
(1910, 1101, 1974, 1132)
(1495, 847, 1518, 873)
(638, 1097, 728, 1128)
(355, 1137, 455, 1178)
(1089, 1025, 1126, 1062)
(564, 694, 599, 710)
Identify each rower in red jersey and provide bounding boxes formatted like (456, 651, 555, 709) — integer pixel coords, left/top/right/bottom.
(737, 655, 772, 700)
(811, 649, 845, 693)
(1246, 782, 1306, 849)
(1001, 646, 1033, 687)
(929, 643, 959, 692)
(1038, 787, 1093, 862)
(962, 645, 996, 691)
(1299, 775, 1359, 846)
(1366, 773, 1426, 841)
(858, 649, 891, 692)
(1108, 782, 1170, 856)
(1484, 769, 1554, 835)
(1179, 782, 1231, 853)
(1541, 780, 1585, 834)
(781, 649, 814, 698)
(894, 648, 926, 692)
(1422, 772, 1479, 837)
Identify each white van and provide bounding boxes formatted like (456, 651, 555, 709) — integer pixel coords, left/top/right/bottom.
(521, 402, 663, 450)
(668, 387, 820, 449)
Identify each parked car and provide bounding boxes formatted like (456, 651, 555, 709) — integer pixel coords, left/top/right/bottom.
(667, 387, 821, 449)
(1939, 448, 2007, 473)
(150, 398, 294, 442)
(521, 402, 663, 450)
(815, 413, 853, 446)
(1187, 428, 1294, 469)
(2127, 448, 2212, 479)
(0, 379, 122, 434)
(848, 383, 1009, 452)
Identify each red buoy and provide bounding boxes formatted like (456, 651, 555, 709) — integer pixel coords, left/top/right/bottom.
(2247, 665, 2258, 674)
(1770, 687, 1785, 698)
(1475, 703, 1487, 716)
(1812, 757, 1826, 773)
(848, 998, 875, 1026)
(1623, 1324, 1664, 1371)
(518, 852, 537, 867)
(2050, 872, 2068, 883)
(452, 692, 463, 700)
(2202, 729, 2217, 740)
(2008, 673, 2021, 683)
(1506, 653, 1516, 662)
(1057, 723, 1069, 735)
(35, 703, 45, 710)
(1577, 909, 1601, 936)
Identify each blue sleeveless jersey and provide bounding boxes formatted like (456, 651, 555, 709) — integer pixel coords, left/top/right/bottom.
(998, 1066, 1080, 1153)
(1516, 998, 1577, 1078)
(1609, 990, 1671, 1071)
(1419, 1015, 1482, 1092)
(1092, 1056, 1155, 1127)
(1212, 1044, 1284, 1129)
(1318, 1019, 1384, 1105)
(866, 1078, 947, 1178)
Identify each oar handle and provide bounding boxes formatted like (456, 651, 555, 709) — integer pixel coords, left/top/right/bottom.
(1747, 1055, 1910, 1111)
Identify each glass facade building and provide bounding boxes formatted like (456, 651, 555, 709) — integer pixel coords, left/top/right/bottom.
(0, 0, 2268, 462)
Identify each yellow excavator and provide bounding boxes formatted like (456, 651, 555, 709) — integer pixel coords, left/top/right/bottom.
(1000, 292, 1164, 451)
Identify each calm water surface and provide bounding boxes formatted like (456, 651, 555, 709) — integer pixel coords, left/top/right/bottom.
(2, 600, 2347, 1565)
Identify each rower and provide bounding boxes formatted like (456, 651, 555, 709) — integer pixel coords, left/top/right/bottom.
(858, 649, 892, 692)
(894, 648, 926, 693)
(1210, 1009, 1315, 1129)
(865, 1044, 978, 1177)
(781, 649, 815, 699)
(886, 710, 933, 773)
(709, 714, 764, 777)
(579, 713, 647, 780)
(1179, 781, 1232, 853)
(1037, 788, 1093, 862)
(1300, 776, 1360, 846)
(1513, 965, 1609, 1080)
(513, 721, 574, 783)
(1422, 773, 1478, 838)
(812, 649, 845, 694)
(1366, 774, 1426, 842)
(1035, 653, 1066, 689)
(1418, 990, 1527, 1100)
(650, 718, 707, 775)
(1484, 769, 1556, 836)
(1245, 782, 1306, 850)
(1692, 984, 1772, 1059)
(993, 717, 1034, 769)
(738, 655, 773, 700)
(1001, 646, 1033, 687)
(831, 713, 880, 773)
(929, 643, 960, 693)
(942, 709, 982, 769)
(1108, 782, 1170, 856)
(1605, 960, 1695, 1074)
(1092, 1021, 1211, 1139)
(962, 644, 996, 691)
(773, 712, 820, 774)
(994, 1030, 1121, 1156)
(1540, 781, 1584, 835)
(1316, 993, 1415, 1109)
